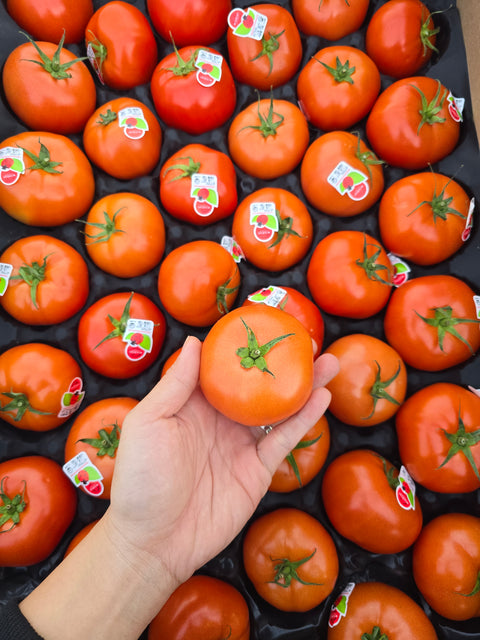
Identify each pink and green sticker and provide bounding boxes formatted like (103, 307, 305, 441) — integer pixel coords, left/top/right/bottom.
(329, 582, 355, 628)
(191, 173, 219, 217)
(396, 465, 416, 511)
(0, 147, 25, 186)
(447, 92, 464, 123)
(122, 318, 154, 361)
(227, 7, 267, 40)
(195, 49, 223, 87)
(387, 253, 411, 287)
(248, 285, 287, 307)
(63, 451, 104, 497)
(119, 106, 149, 140)
(249, 202, 278, 242)
(58, 377, 85, 419)
(221, 236, 245, 263)
(0, 263, 13, 296)
(328, 161, 369, 201)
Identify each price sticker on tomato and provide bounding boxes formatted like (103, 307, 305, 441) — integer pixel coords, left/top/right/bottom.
(63, 451, 104, 497)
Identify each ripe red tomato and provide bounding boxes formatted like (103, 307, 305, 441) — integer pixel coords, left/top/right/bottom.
(157, 240, 240, 327)
(200, 305, 314, 427)
(292, 0, 370, 40)
(150, 44, 236, 135)
(300, 131, 384, 217)
(0, 455, 77, 567)
(366, 76, 462, 169)
(323, 333, 407, 427)
(412, 512, 480, 620)
(384, 274, 480, 371)
(85, 1, 158, 90)
(0, 343, 85, 431)
(378, 171, 472, 265)
(395, 383, 480, 493)
(228, 96, 309, 180)
(78, 292, 166, 379)
(148, 574, 250, 640)
(365, 0, 439, 78)
(159, 144, 238, 225)
(231, 187, 313, 271)
(242, 507, 338, 611)
(80, 192, 165, 278)
(297, 45, 381, 131)
(82, 97, 162, 181)
(0, 131, 95, 226)
(226, 3, 302, 90)
(307, 231, 393, 319)
(64, 520, 99, 557)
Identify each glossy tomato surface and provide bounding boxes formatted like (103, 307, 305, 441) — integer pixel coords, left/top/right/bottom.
(292, 0, 370, 40)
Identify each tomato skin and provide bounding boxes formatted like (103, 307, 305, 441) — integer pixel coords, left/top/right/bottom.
(227, 4, 302, 90)
(300, 131, 384, 217)
(0, 131, 95, 227)
(148, 574, 250, 640)
(395, 383, 480, 493)
(292, 0, 369, 40)
(0, 343, 84, 431)
(384, 275, 480, 371)
(297, 46, 380, 131)
(200, 305, 314, 427)
(324, 334, 407, 427)
(0, 235, 89, 325)
(242, 507, 338, 612)
(412, 513, 480, 620)
(366, 76, 461, 170)
(0, 456, 77, 567)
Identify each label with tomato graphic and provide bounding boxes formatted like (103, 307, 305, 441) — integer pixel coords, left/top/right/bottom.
(461, 197, 475, 242)
(195, 50, 223, 87)
(122, 319, 154, 361)
(190, 173, 219, 217)
(328, 582, 355, 628)
(119, 107, 149, 140)
(0, 263, 13, 296)
(86, 42, 104, 85)
(473, 295, 480, 320)
(227, 7, 267, 40)
(221, 236, 245, 263)
(447, 92, 464, 122)
(396, 466, 416, 511)
(387, 253, 411, 287)
(63, 451, 104, 497)
(249, 202, 278, 242)
(58, 377, 85, 418)
(328, 161, 369, 201)
(0, 147, 25, 186)
(248, 285, 287, 307)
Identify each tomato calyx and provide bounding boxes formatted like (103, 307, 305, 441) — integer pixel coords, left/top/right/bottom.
(268, 210, 303, 249)
(415, 305, 480, 354)
(240, 93, 284, 139)
(269, 549, 322, 587)
(0, 391, 52, 422)
(236, 318, 294, 376)
(408, 172, 466, 223)
(162, 156, 202, 182)
(361, 627, 388, 640)
(377, 455, 401, 492)
(94, 292, 134, 349)
(79, 208, 127, 244)
(438, 413, 480, 482)
(364, 360, 402, 420)
(420, 9, 441, 56)
(251, 29, 285, 76)
(216, 273, 240, 316)
(164, 39, 198, 77)
(78, 422, 120, 457)
(11, 254, 53, 308)
(355, 235, 392, 286)
(314, 55, 355, 85)
(16, 139, 63, 175)
(21, 30, 87, 80)
(96, 108, 118, 126)
(286, 432, 323, 487)
(354, 133, 384, 182)
(410, 79, 447, 133)
(0, 476, 26, 532)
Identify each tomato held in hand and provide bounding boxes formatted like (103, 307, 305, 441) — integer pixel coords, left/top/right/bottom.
(200, 305, 314, 427)
(292, 0, 369, 40)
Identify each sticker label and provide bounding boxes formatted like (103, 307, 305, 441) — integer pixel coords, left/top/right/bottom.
(221, 236, 245, 263)
(447, 92, 464, 122)
(227, 7, 267, 39)
(473, 295, 480, 319)
(58, 377, 85, 418)
(396, 465, 416, 510)
(118, 107, 149, 139)
(0, 263, 13, 295)
(328, 161, 369, 200)
(248, 286, 287, 307)
(86, 42, 104, 84)
(250, 202, 278, 242)
(122, 319, 154, 361)
(387, 253, 411, 287)
(329, 582, 355, 628)
(191, 173, 218, 216)
(462, 197, 475, 242)
(63, 451, 104, 497)
(0, 147, 25, 186)
(195, 49, 223, 87)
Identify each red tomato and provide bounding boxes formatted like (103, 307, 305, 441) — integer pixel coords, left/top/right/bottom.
(0, 235, 89, 325)
(0, 456, 77, 567)
(324, 334, 407, 427)
(307, 231, 393, 319)
(159, 144, 238, 225)
(297, 45, 380, 131)
(78, 292, 166, 379)
(0, 343, 85, 431)
(82, 97, 162, 181)
(226, 4, 302, 90)
(0, 131, 95, 226)
(412, 513, 480, 620)
(148, 574, 250, 640)
(85, 1, 158, 90)
(157, 240, 240, 327)
(292, 0, 369, 40)
(64, 520, 99, 557)
(384, 274, 480, 371)
(150, 44, 236, 135)
(366, 76, 462, 169)
(231, 187, 313, 272)
(379, 171, 472, 265)
(242, 507, 338, 611)
(300, 131, 384, 217)
(395, 383, 480, 493)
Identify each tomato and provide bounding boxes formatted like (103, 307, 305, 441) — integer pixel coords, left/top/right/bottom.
(148, 574, 250, 640)
(85, 1, 158, 90)
(228, 95, 309, 180)
(159, 144, 238, 226)
(269, 415, 330, 492)
(366, 76, 462, 170)
(242, 507, 338, 612)
(80, 192, 165, 278)
(300, 131, 384, 217)
(157, 240, 240, 327)
(327, 581, 438, 639)
(242, 285, 324, 358)
(0, 235, 89, 325)
(64, 520, 99, 557)
(323, 334, 407, 427)
(383, 274, 480, 371)
(77, 292, 166, 379)
(307, 231, 393, 319)
(199, 305, 314, 427)
(297, 45, 380, 131)
(365, 0, 439, 78)
(292, 0, 369, 40)
(0, 343, 85, 431)
(150, 44, 236, 135)
(146, 0, 231, 46)
(2, 33, 96, 134)
(64, 397, 138, 500)
(0, 456, 77, 567)
(82, 97, 162, 181)
(0, 131, 95, 226)
(412, 512, 480, 620)
(226, 4, 302, 90)
(395, 382, 480, 493)
(231, 187, 313, 272)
